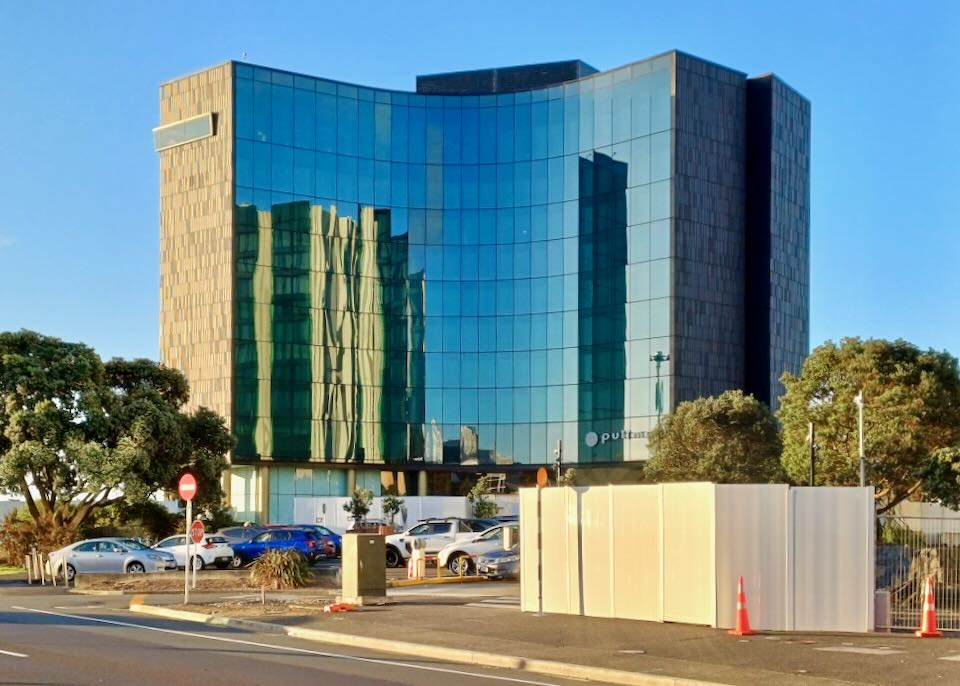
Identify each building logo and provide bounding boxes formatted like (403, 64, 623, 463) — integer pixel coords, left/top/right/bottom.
(584, 430, 648, 447)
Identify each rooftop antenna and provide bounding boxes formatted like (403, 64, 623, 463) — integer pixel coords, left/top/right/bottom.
(241, 50, 248, 62)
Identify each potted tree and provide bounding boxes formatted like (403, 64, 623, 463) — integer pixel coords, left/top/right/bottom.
(381, 494, 405, 535)
(342, 488, 374, 532)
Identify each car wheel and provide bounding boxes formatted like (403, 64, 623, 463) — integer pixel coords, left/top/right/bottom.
(127, 561, 145, 574)
(448, 553, 469, 575)
(191, 556, 205, 571)
(231, 555, 244, 569)
(385, 546, 402, 568)
(64, 563, 76, 582)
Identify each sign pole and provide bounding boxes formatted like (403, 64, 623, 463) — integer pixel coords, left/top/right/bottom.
(192, 517, 198, 589)
(183, 498, 191, 605)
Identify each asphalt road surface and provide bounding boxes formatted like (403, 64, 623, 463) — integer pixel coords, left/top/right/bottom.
(0, 591, 577, 686)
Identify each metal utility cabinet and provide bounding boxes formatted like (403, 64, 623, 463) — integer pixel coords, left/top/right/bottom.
(340, 534, 386, 605)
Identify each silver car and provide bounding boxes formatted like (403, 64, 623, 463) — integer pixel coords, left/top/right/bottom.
(49, 537, 177, 582)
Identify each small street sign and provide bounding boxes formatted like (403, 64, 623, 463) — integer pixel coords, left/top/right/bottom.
(190, 520, 205, 544)
(178, 473, 197, 501)
(536, 467, 548, 488)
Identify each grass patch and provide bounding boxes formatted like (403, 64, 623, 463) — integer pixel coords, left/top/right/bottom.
(0, 565, 23, 575)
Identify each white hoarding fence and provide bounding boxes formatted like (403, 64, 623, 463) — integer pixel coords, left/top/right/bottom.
(521, 483, 875, 633)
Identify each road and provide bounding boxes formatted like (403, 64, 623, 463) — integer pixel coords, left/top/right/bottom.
(0, 589, 576, 686)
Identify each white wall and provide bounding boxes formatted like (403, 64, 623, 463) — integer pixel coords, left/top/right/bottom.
(791, 487, 874, 632)
(521, 483, 875, 633)
(714, 484, 789, 630)
(292, 495, 518, 533)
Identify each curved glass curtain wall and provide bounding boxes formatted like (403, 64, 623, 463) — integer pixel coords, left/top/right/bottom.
(232, 57, 674, 468)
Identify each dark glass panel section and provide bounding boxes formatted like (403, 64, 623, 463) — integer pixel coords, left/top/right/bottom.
(236, 77, 254, 140)
(358, 100, 375, 159)
(294, 88, 316, 149)
(316, 93, 337, 152)
(337, 97, 358, 155)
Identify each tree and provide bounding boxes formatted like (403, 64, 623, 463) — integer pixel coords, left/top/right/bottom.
(558, 468, 578, 487)
(0, 330, 233, 536)
(467, 475, 499, 518)
(645, 390, 785, 484)
(779, 338, 960, 512)
(381, 494, 405, 528)
(343, 488, 373, 528)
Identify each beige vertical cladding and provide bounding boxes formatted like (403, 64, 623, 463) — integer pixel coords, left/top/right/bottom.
(158, 63, 234, 436)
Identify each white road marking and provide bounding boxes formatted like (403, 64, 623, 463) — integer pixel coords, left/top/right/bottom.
(0, 649, 28, 658)
(816, 646, 905, 655)
(939, 654, 960, 662)
(11, 606, 559, 686)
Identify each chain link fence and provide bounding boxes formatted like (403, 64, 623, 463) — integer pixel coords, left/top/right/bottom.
(877, 515, 960, 631)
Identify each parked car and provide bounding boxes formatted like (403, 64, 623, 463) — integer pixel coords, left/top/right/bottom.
(383, 518, 494, 568)
(152, 534, 234, 570)
(49, 537, 177, 582)
(437, 523, 520, 575)
(476, 544, 520, 580)
(216, 525, 265, 544)
(230, 528, 324, 567)
(290, 525, 341, 557)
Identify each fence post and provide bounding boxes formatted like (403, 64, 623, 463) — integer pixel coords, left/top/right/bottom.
(24, 555, 32, 584)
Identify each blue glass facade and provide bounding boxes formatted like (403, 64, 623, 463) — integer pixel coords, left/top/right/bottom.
(231, 55, 676, 471)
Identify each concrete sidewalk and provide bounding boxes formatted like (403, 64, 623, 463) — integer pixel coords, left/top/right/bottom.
(131, 590, 960, 685)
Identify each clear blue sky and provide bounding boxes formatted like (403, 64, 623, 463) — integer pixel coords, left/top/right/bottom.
(1, 1, 957, 362)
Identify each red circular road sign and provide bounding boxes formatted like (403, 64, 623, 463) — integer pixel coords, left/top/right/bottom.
(178, 473, 197, 501)
(190, 520, 205, 544)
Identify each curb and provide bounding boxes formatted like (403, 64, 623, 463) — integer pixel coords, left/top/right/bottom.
(68, 589, 126, 596)
(129, 602, 725, 686)
(386, 576, 487, 588)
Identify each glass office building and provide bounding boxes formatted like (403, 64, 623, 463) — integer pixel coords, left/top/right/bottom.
(156, 52, 809, 522)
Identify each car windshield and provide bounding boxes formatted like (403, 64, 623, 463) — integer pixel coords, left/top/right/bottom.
(117, 539, 150, 550)
(478, 527, 503, 541)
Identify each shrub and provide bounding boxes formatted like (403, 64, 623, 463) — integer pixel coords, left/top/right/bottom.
(0, 511, 75, 565)
(249, 549, 311, 591)
(467, 476, 499, 519)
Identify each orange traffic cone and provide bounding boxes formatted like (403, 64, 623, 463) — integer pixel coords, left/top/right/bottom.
(916, 576, 943, 638)
(728, 576, 757, 636)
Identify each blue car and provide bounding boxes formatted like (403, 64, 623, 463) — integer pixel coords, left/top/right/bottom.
(294, 524, 342, 557)
(230, 528, 322, 567)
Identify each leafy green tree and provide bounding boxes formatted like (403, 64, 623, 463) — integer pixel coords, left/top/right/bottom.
(467, 475, 499, 518)
(645, 390, 785, 484)
(0, 330, 233, 535)
(381, 494, 405, 527)
(343, 488, 373, 527)
(779, 338, 960, 512)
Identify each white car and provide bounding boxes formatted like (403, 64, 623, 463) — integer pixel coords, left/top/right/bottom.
(152, 534, 234, 570)
(437, 524, 520, 575)
(384, 518, 494, 568)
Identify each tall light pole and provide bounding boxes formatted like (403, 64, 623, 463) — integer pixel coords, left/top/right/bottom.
(650, 351, 670, 423)
(854, 390, 865, 487)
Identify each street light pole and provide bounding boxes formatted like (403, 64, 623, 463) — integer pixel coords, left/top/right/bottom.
(854, 390, 865, 487)
(808, 421, 816, 487)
